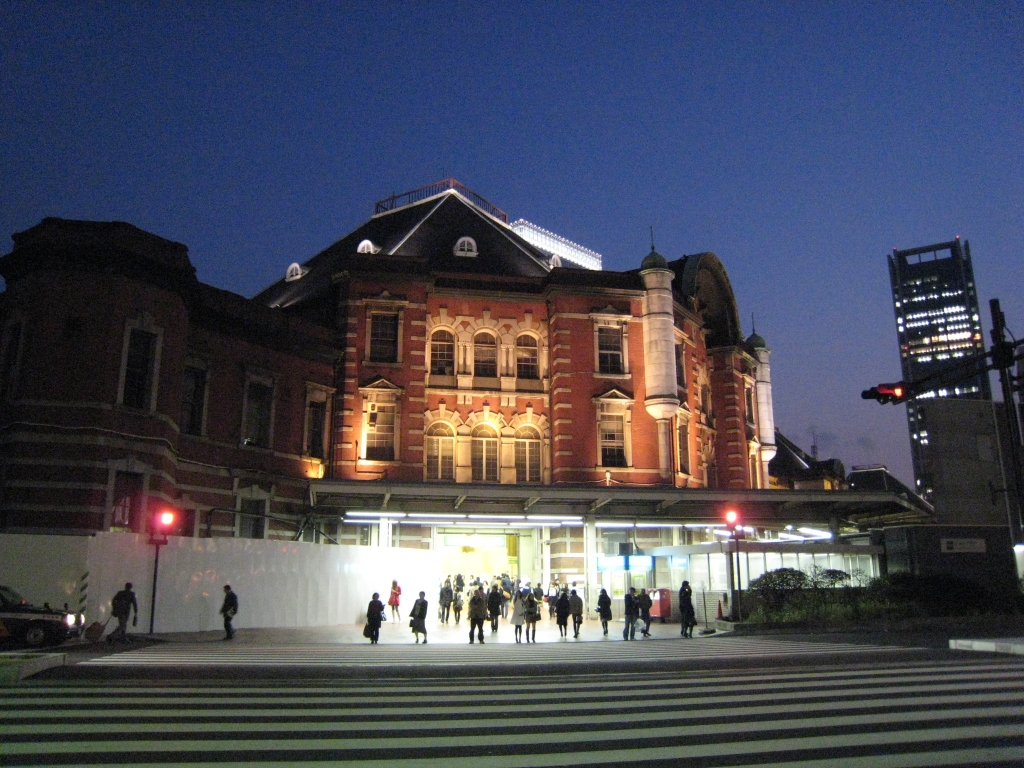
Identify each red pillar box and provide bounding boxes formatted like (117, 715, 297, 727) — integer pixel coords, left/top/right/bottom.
(649, 588, 672, 622)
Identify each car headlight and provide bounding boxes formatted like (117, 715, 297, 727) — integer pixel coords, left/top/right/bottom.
(65, 613, 77, 627)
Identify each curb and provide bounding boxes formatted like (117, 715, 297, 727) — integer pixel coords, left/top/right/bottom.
(0, 652, 66, 684)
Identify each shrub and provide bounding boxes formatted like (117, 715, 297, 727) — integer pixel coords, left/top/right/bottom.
(749, 568, 808, 612)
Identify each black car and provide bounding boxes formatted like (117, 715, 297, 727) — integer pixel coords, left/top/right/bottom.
(0, 585, 84, 648)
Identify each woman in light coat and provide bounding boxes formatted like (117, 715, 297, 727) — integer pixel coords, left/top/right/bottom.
(510, 589, 526, 643)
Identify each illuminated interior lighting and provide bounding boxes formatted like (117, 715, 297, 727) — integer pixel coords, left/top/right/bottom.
(467, 514, 525, 520)
(406, 512, 466, 519)
(527, 515, 582, 522)
(634, 523, 683, 528)
(345, 511, 407, 518)
(797, 527, 833, 539)
(595, 522, 634, 528)
(685, 523, 724, 528)
(778, 532, 805, 541)
(712, 529, 732, 537)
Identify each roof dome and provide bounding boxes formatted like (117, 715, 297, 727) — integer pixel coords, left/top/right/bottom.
(745, 331, 767, 349)
(640, 246, 668, 271)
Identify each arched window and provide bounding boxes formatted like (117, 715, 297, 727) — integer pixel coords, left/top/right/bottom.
(516, 334, 539, 379)
(471, 424, 499, 482)
(430, 330, 455, 376)
(474, 332, 497, 378)
(425, 422, 455, 481)
(357, 239, 379, 254)
(285, 263, 305, 282)
(514, 426, 541, 483)
(453, 237, 478, 257)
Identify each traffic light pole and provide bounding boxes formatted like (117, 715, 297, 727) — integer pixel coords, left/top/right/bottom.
(149, 540, 162, 634)
(990, 299, 1024, 542)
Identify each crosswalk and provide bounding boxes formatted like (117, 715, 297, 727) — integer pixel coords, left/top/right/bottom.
(3, 660, 1024, 766)
(79, 636, 921, 668)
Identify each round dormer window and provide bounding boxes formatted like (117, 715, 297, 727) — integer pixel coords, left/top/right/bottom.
(357, 239, 379, 254)
(453, 236, 478, 257)
(285, 263, 305, 282)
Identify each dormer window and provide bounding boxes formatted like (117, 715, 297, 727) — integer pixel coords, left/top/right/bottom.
(357, 239, 379, 254)
(285, 263, 306, 282)
(454, 237, 478, 257)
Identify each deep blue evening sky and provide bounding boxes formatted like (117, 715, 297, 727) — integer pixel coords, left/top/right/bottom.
(3, 3, 1021, 486)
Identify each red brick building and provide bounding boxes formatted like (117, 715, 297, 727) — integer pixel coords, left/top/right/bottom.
(1, 181, 781, 571)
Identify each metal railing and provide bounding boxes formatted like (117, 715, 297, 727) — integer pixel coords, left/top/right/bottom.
(374, 178, 508, 222)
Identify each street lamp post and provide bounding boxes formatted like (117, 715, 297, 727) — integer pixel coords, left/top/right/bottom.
(148, 510, 177, 634)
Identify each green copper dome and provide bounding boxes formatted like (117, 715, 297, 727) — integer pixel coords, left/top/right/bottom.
(641, 246, 668, 271)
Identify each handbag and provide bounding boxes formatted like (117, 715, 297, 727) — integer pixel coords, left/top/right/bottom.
(362, 623, 372, 638)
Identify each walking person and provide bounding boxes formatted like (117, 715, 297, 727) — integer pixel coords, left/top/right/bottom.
(220, 584, 238, 640)
(554, 589, 571, 638)
(597, 587, 612, 635)
(455, 573, 465, 593)
(388, 580, 402, 621)
(366, 592, 384, 644)
(487, 584, 502, 633)
(439, 580, 453, 624)
(547, 580, 560, 618)
(622, 586, 638, 640)
(679, 580, 697, 638)
(523, 590, 540, 643)
(510, 589, 526, 643)
(468, 586, 487, 644)
(409, 591, 428, 643)
(638, 588, 653, 637)
(569, 589, 584, 638)
(107, 582, 138, 643)
(452, 590, 464, 624)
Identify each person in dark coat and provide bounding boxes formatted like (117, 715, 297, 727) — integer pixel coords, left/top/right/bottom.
(597, 588, 612, 635)
(523, 591, 540, 643)
(568, 589, 584, 638)
(622, 587, 638, 640)
(439, 580, 454, 624)
(452, 590, 464, 624)
(468, 587, 488, 643)
(638, 588, 653, 637)
(487, 584, 503, 632)
(366, 592, 384, 644)
(220, 584, 238, 640)
(108, 582, 138, 642)
(679, 580, 696, 638)
(409, 591, 428, 643)
(554, 590, 571, 637)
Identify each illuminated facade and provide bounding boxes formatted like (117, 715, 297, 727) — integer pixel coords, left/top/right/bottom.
(888, 238, 991, 499)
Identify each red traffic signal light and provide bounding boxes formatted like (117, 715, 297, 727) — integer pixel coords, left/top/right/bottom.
(154, 510, 176, 530)
(724, 509, 743, 538)
(861, 382, 907, 404)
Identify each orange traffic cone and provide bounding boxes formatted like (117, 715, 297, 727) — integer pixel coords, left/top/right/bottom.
(716, 600, 723, 620)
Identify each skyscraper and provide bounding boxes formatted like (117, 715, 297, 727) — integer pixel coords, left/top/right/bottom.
(889, 237, 991, 499)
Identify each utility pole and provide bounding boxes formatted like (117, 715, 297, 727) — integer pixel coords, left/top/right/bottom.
(989, 299, 1024, 542)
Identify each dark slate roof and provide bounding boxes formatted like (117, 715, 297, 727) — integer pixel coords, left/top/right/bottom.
(769, 430, 846, 483)
(847, 465, 919, 498)
(256, 191, 555, 308)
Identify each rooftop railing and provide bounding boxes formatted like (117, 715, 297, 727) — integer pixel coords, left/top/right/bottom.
(374, 178, 508, 223)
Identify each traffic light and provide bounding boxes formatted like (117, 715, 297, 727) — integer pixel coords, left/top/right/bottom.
(724, 509, 743, 539)
(861, 382, 907, 404)
(150, 509, 178, 543)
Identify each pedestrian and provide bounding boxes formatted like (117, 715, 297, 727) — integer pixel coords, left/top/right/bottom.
(455, 573, 465, 593)
(554, 589, 571, 637)
(622, 586, 638, 640)
(638, 588, 653, 637)
(409, 591, 428, 643)
(569, 589, 584, 638)
(523, 590, 540, 643)
(366, 592, 384, 644)
(547, 580, 560, 618)
(468, 586, 487, 644)
(597, 588, 612, 635)
(388, 580, 402, 621)
(107, 582, 138, 642)
(487, 584, 502, 632)
(220, 584, 238, 640)
(439, 579, 453, 624)
(510, 589, 526, 643)
(679, 580, 696, 638)
(453, 590, 464, 624)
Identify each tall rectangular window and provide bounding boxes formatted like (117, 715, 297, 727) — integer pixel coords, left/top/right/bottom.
(180, 367, 206, 436)
(306, 399, 327, 459)
(369, 313, 399, 362)
(676, 344, 686, 390)
(745, 386, 756, 425)
(122, 329, 157, 409)
(516, 335, 539, 379)
(677, 420, 690, 474)
(515, 440, 541, 482)
(472, 433, 499, 482)
(110, 471, 144, 532)
(599, 414, 626, 467)
(598, 326, 623, 374)
(365, 402, 395, 461)
(0, 322, 23, 401)
(425, 424, 455, 480)
(238, 498, 265, 539)
(243, 381, 274, 448)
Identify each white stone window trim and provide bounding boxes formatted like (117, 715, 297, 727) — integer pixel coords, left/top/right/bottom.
(363, 302, 406, 364)
(424, 420, 457, 481)
(593, 392, 634, 469)
(358, 384, 404, 463)
(236, 486, 270, 540)
(428, 327, 457, 379)
(357, 239, 381, 254)
(454, 236, 478, 257)
(589, 311, 631, 376)
(180, 359, 211, 438)
(285, 262, 308, 282)
(116, 315, 163, 412)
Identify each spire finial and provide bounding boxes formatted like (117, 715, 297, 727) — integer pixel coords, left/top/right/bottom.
(751, 312, 756, 334)
(650, 226, 656, 252)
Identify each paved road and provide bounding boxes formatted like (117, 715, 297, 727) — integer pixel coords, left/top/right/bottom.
(4, 657, 1024, 766)
(76, 635, 922, 669)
